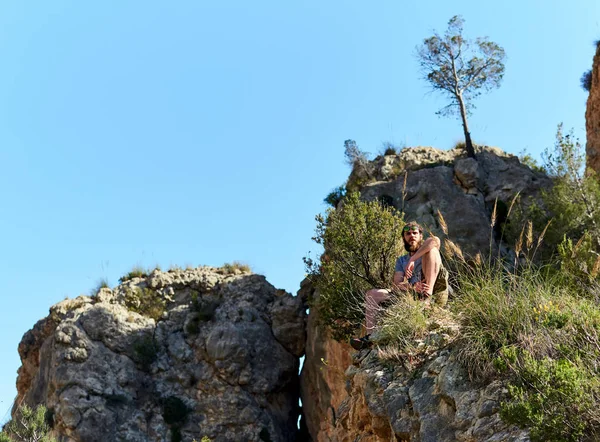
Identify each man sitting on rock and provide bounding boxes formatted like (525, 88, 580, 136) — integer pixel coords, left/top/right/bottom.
(350, 221, 449, 350)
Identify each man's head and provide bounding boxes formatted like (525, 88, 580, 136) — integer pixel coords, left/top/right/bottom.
(403, 221, 424, 253)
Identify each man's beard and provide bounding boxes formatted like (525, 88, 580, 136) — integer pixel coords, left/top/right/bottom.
(404, 238, 423, 253)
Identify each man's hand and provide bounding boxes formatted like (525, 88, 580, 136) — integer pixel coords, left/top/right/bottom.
(413, 281, 431, 296)
(405, 260, 414, 279)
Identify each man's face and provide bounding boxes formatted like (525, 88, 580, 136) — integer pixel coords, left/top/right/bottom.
(403, 228, 423, 253)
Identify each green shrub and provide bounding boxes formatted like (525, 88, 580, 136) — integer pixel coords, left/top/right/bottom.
(581, 69, 592, 92)
(518, 149, 545, 173)
(380, 141, 401, 156)
(324, 185, 346, 208)
(91, 277, 110, 296)
(0, 404, 56, 442)
(452, 140, 467, 151)
(220, 261, 251, 274)
(124, 287, 166, 321)
(377, 294, 428, 352)
(119, 265, 149, 283)
(132, 334, 158, 371)
(449, 249, 600, 440)
(186, 292, 220, 334)
(305, 192, 405, 340)
(501, 354, 596, 442)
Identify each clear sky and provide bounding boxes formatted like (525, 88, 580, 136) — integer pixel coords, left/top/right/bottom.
(0, 0, 598, 421)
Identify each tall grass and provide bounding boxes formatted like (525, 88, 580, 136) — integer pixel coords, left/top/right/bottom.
(447, 231, 600, 441)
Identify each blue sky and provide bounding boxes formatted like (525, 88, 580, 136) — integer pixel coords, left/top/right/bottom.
(0, 0, 598, 421)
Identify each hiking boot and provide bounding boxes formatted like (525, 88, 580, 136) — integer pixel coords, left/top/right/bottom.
(350, 335, 372, 350)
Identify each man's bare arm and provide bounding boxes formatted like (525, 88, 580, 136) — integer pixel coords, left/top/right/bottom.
(408, 236, 441, 264)
(392, 271, 410, 291)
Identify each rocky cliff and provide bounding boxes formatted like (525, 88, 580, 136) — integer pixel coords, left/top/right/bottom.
(586, 43, 600, 173)
(299, 146, 546, 441)
(300, 288, 529, 442)
(11, 146, 546, 442)
(15, 267, 305, 442)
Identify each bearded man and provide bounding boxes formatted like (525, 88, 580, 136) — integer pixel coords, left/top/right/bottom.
(350, 221, 448, 350)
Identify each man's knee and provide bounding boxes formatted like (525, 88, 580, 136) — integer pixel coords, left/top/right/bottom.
(423, 246, 442, 266)
(366, 288, 390, 304)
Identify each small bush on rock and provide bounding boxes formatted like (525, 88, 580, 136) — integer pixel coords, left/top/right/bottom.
(132, 334, 158, 371)
(220, 261, 251, 274)
(324, 185, 346, 208)
(449, 247, 600, 440)
(305, 191, 405, 340)
(119, 265, 149, 283)
(0, 404, 56, 442)
(90, 278, 110, 296)
(124, 287, 166, 321)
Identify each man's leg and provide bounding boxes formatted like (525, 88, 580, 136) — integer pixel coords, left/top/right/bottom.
(365, 288, 391, 332)
(421, 247, 441, 297)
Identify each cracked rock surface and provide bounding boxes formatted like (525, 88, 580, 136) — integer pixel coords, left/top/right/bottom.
(15, 267, 306, 442)
(359, 146, 551, 257)
(300, 288, 529, 442)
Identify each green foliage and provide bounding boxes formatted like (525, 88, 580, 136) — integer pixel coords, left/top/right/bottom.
(380, 141, 401, 156)
(91, 277, 110, 296)
(0, 404, 56, 442)
(540, 125, 600, 248)
(305, 192, 405, 340)
(581, 69, 592, 92)
(377, 294, 428, 352)
(132, 334, 158, 371)
(118, 265, 149, 283)
(451, 140, 467, 151)
(449, 248, 600, 440)
(416, 15, 505, 157)
(518, 149, 544, 173)
(124, 287, 166, 321)
(324, 185, 346, 208)
(220, 261, 251, 274)
(506, 125, 600, 274)
(186, 292, 220, 334)
(501, 355, 596, 442)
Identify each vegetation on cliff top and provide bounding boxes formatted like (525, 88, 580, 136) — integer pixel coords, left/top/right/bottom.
(309, 125, 600, 441)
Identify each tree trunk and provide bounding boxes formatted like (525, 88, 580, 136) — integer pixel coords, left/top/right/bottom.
(457, 93, 476, 158)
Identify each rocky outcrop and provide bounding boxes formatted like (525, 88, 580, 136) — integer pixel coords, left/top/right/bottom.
(15, 267, 306, 442)
(357, 146, 551, 257)
(333, 349, 529, 442)
(300, 289, 529, 442)
(298, 281, 352, 440)
(586, 43, 600, 173)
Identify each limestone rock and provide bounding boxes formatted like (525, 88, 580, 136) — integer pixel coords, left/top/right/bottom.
(14, 267, 306, 442)
(300, 288, 529, 441)
(587, 43, 600, 173)
(359, 146, 551, 257)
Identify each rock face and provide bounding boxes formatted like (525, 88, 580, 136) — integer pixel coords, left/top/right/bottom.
(357, 146, 551, 257)
(586, 43, 600, 173)
(298, 281, 352, 439)
(300, 290, 529, 442)
(15, 267, 306, 442)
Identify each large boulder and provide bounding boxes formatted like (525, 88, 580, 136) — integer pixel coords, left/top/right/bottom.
(14, 267, 306, 442)
(359, 146, 551, 257)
